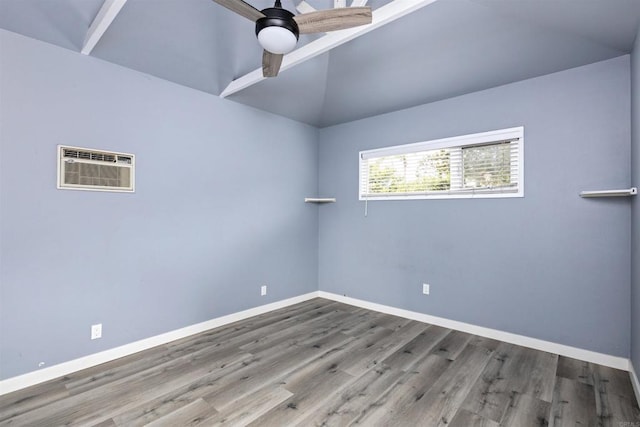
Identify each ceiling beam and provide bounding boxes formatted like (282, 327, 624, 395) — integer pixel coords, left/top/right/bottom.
(299, 0, 367, 12)
(220, 0, 438, 98)
(296, 1, 316, 14)
(81, 0, 127, 55)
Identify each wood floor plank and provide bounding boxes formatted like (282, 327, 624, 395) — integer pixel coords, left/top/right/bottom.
(286, 325, 395, 382)
(110, 353, 254, 426)
(340, 320, 428, 376)
(460, 342, 557, 423)
(144, 398, 217, 427)
(555, 355, 593, 385)
(396, 344, 494, 426)
(66, 300, 333, 391)
(0, 377, 69, 421)
(190, 302, 344, 353)
(352, 353, 452, 425)
(206, 299, 338, 337)
(63, 300, 342, 397)
(331, 307, 379, 335)
(294, 363, 405, 426)
(597, 391, 640, 427)
(590, 363, 636, 404)
(244, 361, 354, 426)
(64, 336, 238, 397)
(1, 298, 638, 427)
(164, 300, 341, 356)
(367, 312, 413, 332)
(1, 348, 253, 427)
(381, 324, 452, 371)
(524, 350, 559, 402)
(429, 329, 474, 360)
(360, 344, 493, 426)
(549, 376, 597, 427)
(238, 308, 355, 354)
(590, 363, 640, 426)
(91, 419, 117, 427)
(449, 408, 500, 427)
(555, 356, 640, 425)
(338, 310, 394, 336)
(202, 331, 356, 411)
(196, 386, 292, 426)
(3, 338, 251, 425)
(469, 335, 502, 352)
(499, 392, 551, 426)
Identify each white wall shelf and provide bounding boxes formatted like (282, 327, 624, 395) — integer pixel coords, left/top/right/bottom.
(579, 187, 637, 198)
(304, 198, 336, 203)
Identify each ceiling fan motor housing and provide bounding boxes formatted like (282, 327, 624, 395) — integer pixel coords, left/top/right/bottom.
(256, 7, 300, 54)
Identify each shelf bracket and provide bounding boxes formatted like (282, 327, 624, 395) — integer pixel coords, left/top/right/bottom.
(304, 198, 336, 203)
(579, 187, 637, 198)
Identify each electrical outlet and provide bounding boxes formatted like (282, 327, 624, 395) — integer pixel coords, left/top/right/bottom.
(261, 285, 267, 296)
(422, 283, 430, 295)
(91, 323, 102, 340)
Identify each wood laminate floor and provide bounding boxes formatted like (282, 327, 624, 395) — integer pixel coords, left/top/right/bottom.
(1, 298, 639, 426)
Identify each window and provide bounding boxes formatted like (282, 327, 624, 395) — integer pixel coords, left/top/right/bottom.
(359, 127, 523, 200)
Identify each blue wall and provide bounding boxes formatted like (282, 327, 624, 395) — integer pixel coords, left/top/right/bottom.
(631, 25, 640, 380)
(0, 30, 319, 380)
(318, 56, 632, 357)
(1, 27, 636, 383)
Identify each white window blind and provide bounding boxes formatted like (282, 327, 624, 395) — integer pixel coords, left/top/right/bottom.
(359, 127, 523, 200)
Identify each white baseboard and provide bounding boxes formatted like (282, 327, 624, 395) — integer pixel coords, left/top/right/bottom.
(2, 290, 632, 396)
(630, 361, 640, 407)
(0, 292, 319, 396)
(318, 291, 630, 371)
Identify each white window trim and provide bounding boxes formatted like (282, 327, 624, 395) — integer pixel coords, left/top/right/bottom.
(359, 127, 524, 200)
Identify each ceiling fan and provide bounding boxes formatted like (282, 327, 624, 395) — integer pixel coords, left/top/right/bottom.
(213, 0, 372, 77)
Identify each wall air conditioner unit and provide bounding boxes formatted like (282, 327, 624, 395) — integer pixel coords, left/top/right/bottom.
(57, 145, 135, 192)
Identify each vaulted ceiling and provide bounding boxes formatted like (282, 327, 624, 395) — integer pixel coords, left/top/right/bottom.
(1, 0, 640, 127)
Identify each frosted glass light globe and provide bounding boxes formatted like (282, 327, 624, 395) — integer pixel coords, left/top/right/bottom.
(258, 26, 297, 55)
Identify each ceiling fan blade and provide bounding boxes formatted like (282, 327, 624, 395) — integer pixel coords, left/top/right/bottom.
(293, 7, 372, 34)
(212, 0, 265, 22)
(262, 50, 284, 77)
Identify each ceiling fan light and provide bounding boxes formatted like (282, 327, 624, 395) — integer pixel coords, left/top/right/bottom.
(255, 7, 299, 55)
(258, 26, 297, 54)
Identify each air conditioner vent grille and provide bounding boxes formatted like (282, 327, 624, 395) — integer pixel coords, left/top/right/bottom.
(62, 148, 133, 164)
(58, 145, 135, 192)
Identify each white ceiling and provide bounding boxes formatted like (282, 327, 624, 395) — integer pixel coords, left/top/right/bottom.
(1, 0, 639, 127)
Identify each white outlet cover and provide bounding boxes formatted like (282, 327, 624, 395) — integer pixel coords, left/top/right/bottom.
(91, 323, 102, 340)
(261, 285, 267, 296)
(422, 284, 430, 295)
